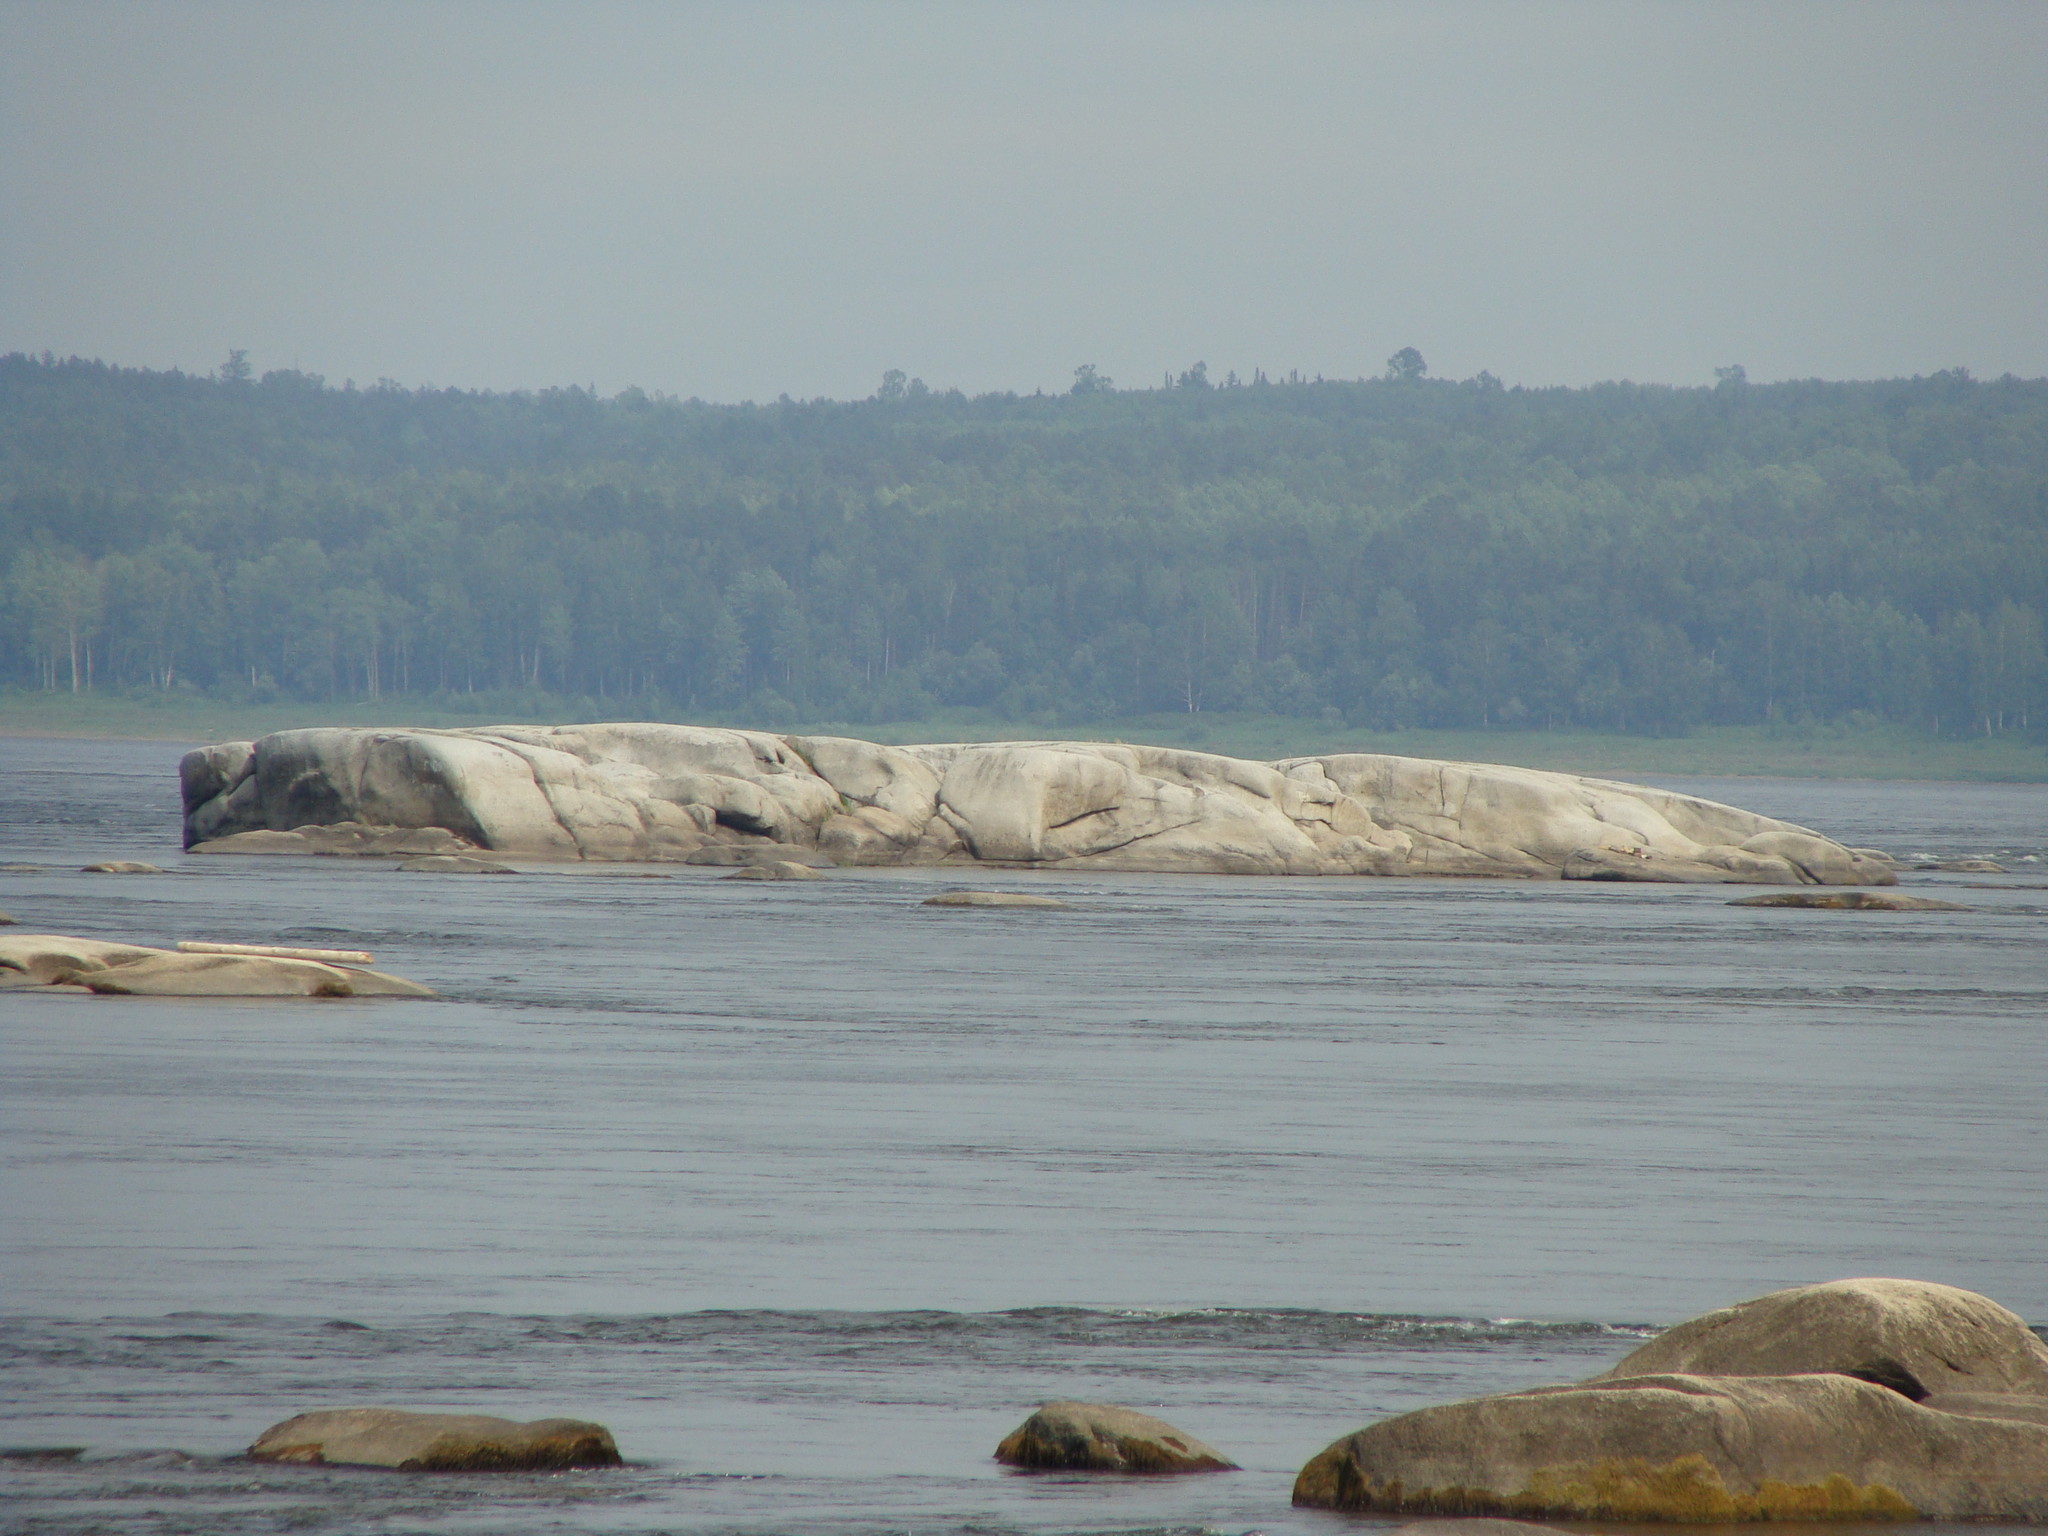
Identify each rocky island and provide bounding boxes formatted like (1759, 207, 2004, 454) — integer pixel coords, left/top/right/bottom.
(181, 724, 1894, 885)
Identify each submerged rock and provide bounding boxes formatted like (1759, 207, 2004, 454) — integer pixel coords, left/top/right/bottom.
(178, 724, 1886, 885)
(721, 861, 822, 881)
(995, 1402, 1235, 1473)
(396, 855, 517, 874)
(922, 890, 1066, 908)
(1729, 891, 1969, 911)
(1294, 1279, 2048, 1521)
(0, 933, 433, 998)
(247, 1408, 620, 1471)
(0, 911, 16, 925)
(81, 861, 163, 874)
(1914, 858, 2007, 873)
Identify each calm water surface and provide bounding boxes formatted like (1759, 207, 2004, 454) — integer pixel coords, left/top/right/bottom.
(2, 738, 2044, 1534)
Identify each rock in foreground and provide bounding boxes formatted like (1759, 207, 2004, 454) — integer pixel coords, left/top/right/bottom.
(179, 724, 1892, 885)
(248, 1408, 620, 1471)
(1591, 1278, 2048, 1400)
(1292, 1372, 2048, 1519)
(0, 934, 434, 998)
(995, 1402, 1235, 1473)
(1294, 1279, 2048, 1521)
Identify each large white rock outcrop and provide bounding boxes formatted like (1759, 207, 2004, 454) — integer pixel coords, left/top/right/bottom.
(180, 725, 1893, 885)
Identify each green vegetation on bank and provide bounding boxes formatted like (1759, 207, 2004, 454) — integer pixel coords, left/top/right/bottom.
(5, 688, 2043, 781)
(3, 352, 2044, 763)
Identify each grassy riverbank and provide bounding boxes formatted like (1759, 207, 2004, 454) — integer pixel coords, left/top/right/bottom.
(3, 689, 2044, 781)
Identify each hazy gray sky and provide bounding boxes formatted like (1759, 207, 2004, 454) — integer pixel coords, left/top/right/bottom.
(4, 1, 2044, 399)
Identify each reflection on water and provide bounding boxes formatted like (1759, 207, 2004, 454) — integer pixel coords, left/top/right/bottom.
(2, 738, 2045, 1533)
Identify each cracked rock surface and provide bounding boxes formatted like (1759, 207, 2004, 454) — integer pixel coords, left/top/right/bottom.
(180, 724, 1892, 884)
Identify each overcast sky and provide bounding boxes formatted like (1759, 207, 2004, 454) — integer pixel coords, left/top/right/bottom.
(4, 1, 2044, 399)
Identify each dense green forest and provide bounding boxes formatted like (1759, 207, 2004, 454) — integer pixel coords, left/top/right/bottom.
(2, 350, 2043, 738)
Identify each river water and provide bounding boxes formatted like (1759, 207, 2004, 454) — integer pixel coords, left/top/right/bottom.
(2, 737, 2045, 1534)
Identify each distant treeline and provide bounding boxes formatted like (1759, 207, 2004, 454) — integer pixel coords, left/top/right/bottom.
(2, 351, 2044, 737)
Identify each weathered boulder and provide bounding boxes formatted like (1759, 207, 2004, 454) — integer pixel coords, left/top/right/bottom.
(180, 725, 1885, 884)
(1295, 1280, 2048, 1521)
(1293, 1371, 2048, 1520)
(82, 861, 163, 874)
(0, 933, 434, 997)
(1730, 891, 1970, 911)
(721, 861, 822, 881)
(1592, 1278, 2048, 1401)
(247, 1408, 620, 1470)
(923, 890, 1066, 908)
(995, 1402, 1235, 1473)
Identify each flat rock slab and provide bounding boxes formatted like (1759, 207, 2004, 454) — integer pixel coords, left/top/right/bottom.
(996, 1401, 1235, 1473)
(721, 861, 822, 881)
(1914, 859, 2007, 873)
(397, 856, 518, 874)
(248, 1408, 620, 1471)
(1730, 891, 1970, 911)
(924, 890, 1066, 908)
(81, 861, 163, 874)
(0, 933, 434, 998)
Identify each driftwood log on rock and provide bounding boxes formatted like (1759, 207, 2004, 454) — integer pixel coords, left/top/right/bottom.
(1293, 1278, 2048, 1521)
(180, 725, 1893, 885)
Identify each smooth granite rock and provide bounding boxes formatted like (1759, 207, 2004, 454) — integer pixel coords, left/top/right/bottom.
(180, 725, 1887, 885)
(1293, 1371, 2047, 1520)
(247, 1408, 620, 1470)
(1592, 1278, 2048, 1401)
(0, 933, 434, 998)
(1294, 1279, 2048, 1521)
(995, 1402, 1235, 1474)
